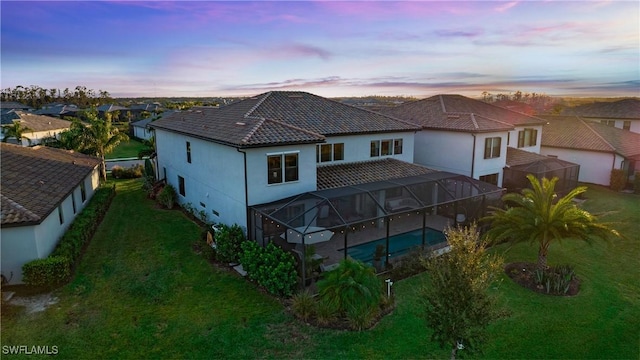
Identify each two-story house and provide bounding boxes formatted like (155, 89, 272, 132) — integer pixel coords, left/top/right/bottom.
(381, 94, 556, 188)
(560, 98, 640, 134)
(151, 91, 504, 270)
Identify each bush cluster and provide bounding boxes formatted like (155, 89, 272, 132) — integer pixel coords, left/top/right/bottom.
(215, 223, 246, 264)
(609, 169, 626, 191)
(534, 264, 576, 295)
(111, 164, 144, 179)
(156, 184, 177, 209)
(239, 241, 297, 297)
(291, 259, 389, 330)
(634, 172, 640, 194)
(22, 186, 116, 286)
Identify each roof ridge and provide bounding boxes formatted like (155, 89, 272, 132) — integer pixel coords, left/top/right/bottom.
(439, 95, 447, 112)
(470, 113, 479, 130)
(265, 118, 326, 139)
(244, 92, 272, 118)
(240, 117, 267, 144)
(579, 117, 616, 152)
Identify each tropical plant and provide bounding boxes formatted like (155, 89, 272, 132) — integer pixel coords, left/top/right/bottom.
(2, 121, 32, 144)
(484, 175, 620, 271)
(421, 224, 504, 360)
(316, 259, 383, 330)
(138, 135, 156, 159)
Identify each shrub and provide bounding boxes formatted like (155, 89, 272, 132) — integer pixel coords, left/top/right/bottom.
(634, 172, 640, 194)
(291, 290, 316, 321)
(534, 264, 576, 295)
(156, 184, 177, 209)
(316, 259, 384, 330)
(389, 246, 430, 280)
(111, 164, 144, 179)
(239, 241, 298, 297)
(22, 256, 71, 286)
(216, 223, 246, 264)
(609, 169, 626, 191)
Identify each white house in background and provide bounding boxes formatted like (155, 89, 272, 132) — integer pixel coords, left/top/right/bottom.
(150, 91, 420, 229)
(0, 143, 101, 284)
(381, 94, 548, 187)
(540, 115, 640, 186)
(560, 98, 640, 134)
(0, 111, 72, 146)
(131, 117, 155, 141)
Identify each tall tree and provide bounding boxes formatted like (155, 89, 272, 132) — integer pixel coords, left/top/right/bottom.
(2, 121, 32, 145)
(81, 109, 129, 181)
(421, 224, 503, 360)
(484, 175, 620, 271)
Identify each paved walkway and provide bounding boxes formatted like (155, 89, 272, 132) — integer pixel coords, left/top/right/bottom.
(105, 158, 146, 170)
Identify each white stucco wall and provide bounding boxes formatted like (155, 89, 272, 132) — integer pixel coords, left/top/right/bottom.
(133, 126, 153, 141)
(474, 132, 509, 186)
(0, 168, 100, 284)
(318, 132, 415, 165)
(413, 131, 474, 176)
(540, 147, 616, 186)
(507, 125, 543, 154)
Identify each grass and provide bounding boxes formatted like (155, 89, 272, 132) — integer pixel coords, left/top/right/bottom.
(105, 138, 148, 159)
(1, 181, 638, 359)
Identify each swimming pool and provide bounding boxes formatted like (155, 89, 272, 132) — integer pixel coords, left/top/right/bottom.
(342, 228, 446, 264)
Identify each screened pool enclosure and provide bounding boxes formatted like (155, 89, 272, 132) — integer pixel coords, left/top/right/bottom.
(249, 171, 504, 285)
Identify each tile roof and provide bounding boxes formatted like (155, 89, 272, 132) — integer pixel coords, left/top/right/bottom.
(151, 91, 420, 148)
(97, 104, 129, 112)
(540, 115, 640, 159)
(317, 158, 437, 190)
(35, 104, 79, 116)
(561, 99, 640, 119)
(506, 147, 556, 167)
(1, 144, 101, 227)
(0, 101, 30, 110)
(2, 111, 72, 132)
(381, 94, 546, 133)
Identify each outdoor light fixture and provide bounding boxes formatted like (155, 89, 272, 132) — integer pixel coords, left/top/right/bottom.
(385, 278, 393, 297)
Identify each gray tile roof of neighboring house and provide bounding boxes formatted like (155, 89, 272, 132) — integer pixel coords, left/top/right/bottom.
(129, 103, 162, 112)
(381, 94, 546, 133)
(506, 147, 555, 167)
(317, 158, 437, 190)
(1, 143, 101, 227)
(97, 104, 129, 112)
(131, 118, 154, 128)
(151, 91, 420, 148)
(1, 110, 21, 125)
(0, 101, 31, 110)
(561, 99, 640, 119)
(540, 115, 640, 159)
(2, 111, 72, 132)
(35, 104, 79, 116)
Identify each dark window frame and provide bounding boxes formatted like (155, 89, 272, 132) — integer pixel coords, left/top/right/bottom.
(178, 175, 186, 196)
(186, 141, 192, 163)
(484, 137, 501, 159)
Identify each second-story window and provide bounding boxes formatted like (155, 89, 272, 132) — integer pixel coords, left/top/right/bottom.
(371, 138, 404, 157)
(268, 152, 299, 184)
(317, 143, 345, 163)
(186, 141, 192, 163)
(484, 137, 501, 159)
(517, 128, 537, 148)
(394, 139, 403, 154)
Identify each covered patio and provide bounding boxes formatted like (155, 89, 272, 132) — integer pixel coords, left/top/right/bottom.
(249, 160, 504, 285)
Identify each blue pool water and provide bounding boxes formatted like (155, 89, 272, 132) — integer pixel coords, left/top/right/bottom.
(343, 228, 446, 264)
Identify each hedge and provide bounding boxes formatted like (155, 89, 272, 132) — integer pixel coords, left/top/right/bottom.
(22, 185, 116, 287)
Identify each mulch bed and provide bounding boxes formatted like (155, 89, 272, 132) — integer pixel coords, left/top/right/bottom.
(504, 262, 580, 296)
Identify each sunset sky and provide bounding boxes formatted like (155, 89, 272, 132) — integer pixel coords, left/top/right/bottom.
(1, 1, 638, 98)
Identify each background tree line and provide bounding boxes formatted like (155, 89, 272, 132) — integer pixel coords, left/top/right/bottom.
(1, 85, 113, 109)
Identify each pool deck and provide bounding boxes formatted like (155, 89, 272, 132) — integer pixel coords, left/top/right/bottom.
(310, 214, 453, 268)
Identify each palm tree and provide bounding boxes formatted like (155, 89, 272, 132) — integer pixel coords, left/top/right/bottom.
(2, 121, 32, 145)
(484, 175, 619, 271)
(82, 110, 129, 181)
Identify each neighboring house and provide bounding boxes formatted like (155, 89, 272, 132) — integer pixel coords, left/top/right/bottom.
(35, 103, 80, 119)
(381, 94, 550, 187)
(540, 115, 640, 186)
(0, 101, 31, 111)
(97, 104, 130, 121)
(0, 111, 72, 146)
(560, 98, 640, 134)
(131, 117, 155, 140)
(129, 103, 163, 121)
(0, 143, 101, 284)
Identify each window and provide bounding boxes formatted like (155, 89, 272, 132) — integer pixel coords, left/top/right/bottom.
(317, 143, 345, 163)
(268, 152, 299, 184)
(186, 141, 191, 163)
(394, 139, 403, 155)
(371, 138, 404, 158)
(479, 173, 499, 186)
(80, 181, 87, 203)
(484, 137, 501, 159)
(623, 121, 631, 131)
(370, 140, 380, 157)
(58, 205, 64, 224)
(517, 128, 537, 148)
(178, 176, 185, 196)
(333, 143, 344, 161)
(72, 192, 77, 214)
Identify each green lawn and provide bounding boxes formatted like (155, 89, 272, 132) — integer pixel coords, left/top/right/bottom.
(105, 138, 147, 159)
(1, 181, 638, 359)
